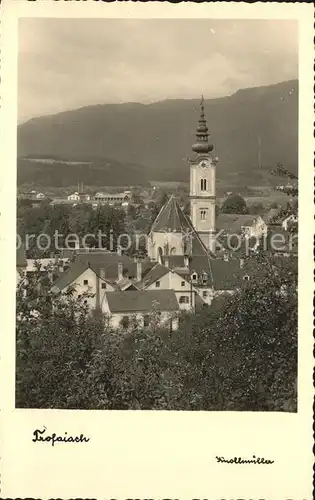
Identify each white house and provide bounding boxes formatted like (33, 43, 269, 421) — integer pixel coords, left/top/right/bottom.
(102, 290, 179, 331)
(35, 192, 45, 199)
(216, 213, 267, 239)
(51, 260, 117, 312)
(282, 214, 298, 231)
(135, 262, 196, 310)
(67, 192, 80, 201)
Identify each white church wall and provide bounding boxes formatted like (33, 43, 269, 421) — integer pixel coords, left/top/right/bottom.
(148, 231, 185, 260)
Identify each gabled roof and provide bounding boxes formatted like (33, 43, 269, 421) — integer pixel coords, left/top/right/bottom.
(136, 263, 169, 290)
(263, 208, 282, 224)
(211, 259, 246, 290)
(76, 252, 154, 281)
(105, 289, 179, 313)
(161, 254, 214, 288)
(216, 213, 261, 233)
(151, 196, 215, 258)
(51, 260, 88, 292)
(151, 195, 192, 233)
(51, 253, 156, 291)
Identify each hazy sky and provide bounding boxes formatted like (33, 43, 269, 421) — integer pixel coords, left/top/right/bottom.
(18, 18, 298, 122)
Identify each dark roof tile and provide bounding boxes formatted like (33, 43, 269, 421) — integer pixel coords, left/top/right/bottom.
(136, 263, 169, 290)
(106, 290, 179, 313)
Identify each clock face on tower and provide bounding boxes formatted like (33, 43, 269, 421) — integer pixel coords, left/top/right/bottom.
(199, 159, 211, 169)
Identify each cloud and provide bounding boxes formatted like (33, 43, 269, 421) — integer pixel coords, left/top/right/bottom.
(18, 18, 298, 122)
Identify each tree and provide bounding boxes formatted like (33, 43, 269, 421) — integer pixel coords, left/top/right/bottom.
(248, 202, 264, 215)
(16, 256, 297, 411)
(167, 254, 297, 411)
(221, 194, 248, 214)
(16, 268, 104, 408)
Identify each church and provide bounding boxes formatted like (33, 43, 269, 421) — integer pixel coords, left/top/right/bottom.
(148, 96, 218, 260)
(41, 98, 246, 330)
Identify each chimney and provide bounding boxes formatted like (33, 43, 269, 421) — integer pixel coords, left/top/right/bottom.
(223, 252, 229, 262)
(118, 262, 123, 281)
(136, 261, 142, 281)
(184, 255, 189, 268)
(100, 267, 106, 280)
(240, 258, 244, 269)
(164, 256, 169, 268)
(117, 246, 122, 255)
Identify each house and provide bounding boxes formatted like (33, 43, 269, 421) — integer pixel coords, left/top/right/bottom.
(263, 209, 298, 231)
(78, 192, 91, 202)
(263, 208, 283, 226)
(159, 253, 247, 304)
(51, 252, 156, 311)
(282, 214, 298, 231)
(102, 290, 179, 331)
(211, 257, 248, 294)
(216, 213, 267, 238)
(267, 228, 298, 257)
(67, 192, 80, 201)
(135, 262, 196, 310)
(94, 192, 130, 204)
(26, 258, 70, 276)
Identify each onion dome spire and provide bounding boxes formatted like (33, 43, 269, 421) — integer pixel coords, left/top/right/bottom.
(192, 95, 214, 154)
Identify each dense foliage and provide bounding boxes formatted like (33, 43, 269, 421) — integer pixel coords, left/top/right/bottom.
(221, 194, 248, 214)
(16, 254, 297, 411)
(17, 202, 126, 257)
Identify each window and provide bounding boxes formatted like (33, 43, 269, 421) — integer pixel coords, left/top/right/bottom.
(192, 273, 197, 281)
(83, 279, 88, 285)
(202, 291, 208, 297)
(200, 209, 208, 220)
(143, 315, 150, 327)
(181, 281, 185, 287)
(84, 299, 88, 304)
(155, 281, 160, 288)
(200, 178, 207, 191)
(179, 296, 189, 304)
(101, 282, 107, 289)
(243, 275, 250, 281)
(78, 294, 81, 299)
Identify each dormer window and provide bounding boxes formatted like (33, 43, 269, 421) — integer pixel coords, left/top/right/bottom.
(202, 273, 208, 283)
(191, 273, 197, 282)
(200, 178, 207, 191)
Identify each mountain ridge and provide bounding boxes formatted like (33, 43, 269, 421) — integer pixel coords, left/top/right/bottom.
(18, 79, 298, 186)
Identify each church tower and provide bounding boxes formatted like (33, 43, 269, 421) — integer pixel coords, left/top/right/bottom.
(189, 96, 218, 254)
